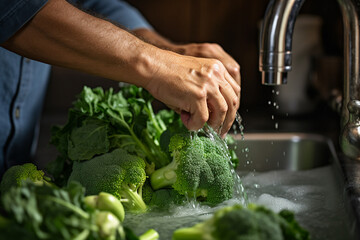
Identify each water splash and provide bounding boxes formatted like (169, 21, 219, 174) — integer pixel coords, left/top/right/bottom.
(234, 112, 245, 140)
(201, 124, 248, 205)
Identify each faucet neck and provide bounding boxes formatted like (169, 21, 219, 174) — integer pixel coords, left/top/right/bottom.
(259, 0, 306, 85)
(259, 0, 360, 159)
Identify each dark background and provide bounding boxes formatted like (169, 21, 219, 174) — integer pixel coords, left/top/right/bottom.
(42, 0, 343, 134)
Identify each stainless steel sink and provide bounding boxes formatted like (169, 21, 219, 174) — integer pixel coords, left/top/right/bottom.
(230, 132, 359, 240)
(231, 133, 334, 172)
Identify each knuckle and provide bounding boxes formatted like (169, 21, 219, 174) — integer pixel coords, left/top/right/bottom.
(232, 96, 240, 108)
(199, 43, 212, 51)
(199, 113, 209, 124)
(235, 84, 241, 95)
(219, 103, 228, 114)
(196, 87, 207, 100)
(210, 59, 224, 73)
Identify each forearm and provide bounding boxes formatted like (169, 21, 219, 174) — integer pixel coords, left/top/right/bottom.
(1, 0, 159, 88)
(132, 28, 182, 53)
(1, 0, 240, 134)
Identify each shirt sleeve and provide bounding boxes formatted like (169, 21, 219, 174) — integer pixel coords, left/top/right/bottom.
(0, 0, 48, 43)
(71, 0, 153, 30)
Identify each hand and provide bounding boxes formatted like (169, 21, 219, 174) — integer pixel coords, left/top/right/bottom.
(144, 51, 240, 137)
(175, 43, 241, 88)
(131, 29, 240, 95)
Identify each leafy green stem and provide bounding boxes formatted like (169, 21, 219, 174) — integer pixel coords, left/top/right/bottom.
(45, 196, 90, 219)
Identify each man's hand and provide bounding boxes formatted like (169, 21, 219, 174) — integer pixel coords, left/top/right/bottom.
(133, 29, 241, 136)
(143, 50, 240, 138)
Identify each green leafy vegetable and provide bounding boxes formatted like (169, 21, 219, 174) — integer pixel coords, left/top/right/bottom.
(49, 86, 171, 185)
(0, 181, 159, 240)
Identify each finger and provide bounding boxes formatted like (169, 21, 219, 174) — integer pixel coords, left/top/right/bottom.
(224, 70, 241, 100)
(182, 99, 209, 131)
(206, 90, 228, 134)
(218, 79, 239, 138)
(224, 60, 240, 85)
(210, 45, 240, 85)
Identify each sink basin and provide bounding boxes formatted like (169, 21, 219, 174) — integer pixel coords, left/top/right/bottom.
(120, 132, 360, 240)
(230, 132, 359, 240)
(231, 133, 333, 171)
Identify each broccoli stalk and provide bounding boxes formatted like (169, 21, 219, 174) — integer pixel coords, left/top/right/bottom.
(95, 211, 122, 240)
(138, 229, 160, 240)
(84, 192, 125, 222)
(118, 183, 147, 212)
(172, 224, 209, 240)
(149, 160, 178, 190)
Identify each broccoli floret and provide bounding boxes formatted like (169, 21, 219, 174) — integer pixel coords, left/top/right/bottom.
(142, 181, 154, 205)
(172, 204, 310, 240)
(0, 163, 51, 194)
(149, 189, 186, 208)
(68, 148, 147, 212)
(142, 180, 185, 209)
(150, 134, 234, 205)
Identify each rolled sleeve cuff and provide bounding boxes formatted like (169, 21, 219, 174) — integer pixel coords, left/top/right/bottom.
(0, 0, 48, 43)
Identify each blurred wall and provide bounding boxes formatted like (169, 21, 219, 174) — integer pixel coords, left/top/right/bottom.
(44, 0, 342, 117)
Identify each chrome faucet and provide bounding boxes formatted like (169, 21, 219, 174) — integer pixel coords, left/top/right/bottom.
(259, 0, 360, 159)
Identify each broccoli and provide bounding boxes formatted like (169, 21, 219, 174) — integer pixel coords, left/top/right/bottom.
(150, 133, 234, 205)
(172, 204, 310, 240)
(0, 163, 51, 194)
(68, 148, 148, 212)
(84, 192, 126, 222)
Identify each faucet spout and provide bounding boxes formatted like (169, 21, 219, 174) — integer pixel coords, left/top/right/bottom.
(259, 0, 306, 85)
(259, 0, 360, 159)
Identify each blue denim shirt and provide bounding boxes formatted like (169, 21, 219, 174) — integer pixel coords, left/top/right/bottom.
(0, 0, 152, 177)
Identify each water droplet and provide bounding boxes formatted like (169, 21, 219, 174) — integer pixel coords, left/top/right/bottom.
(235, 112, 245, 140)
